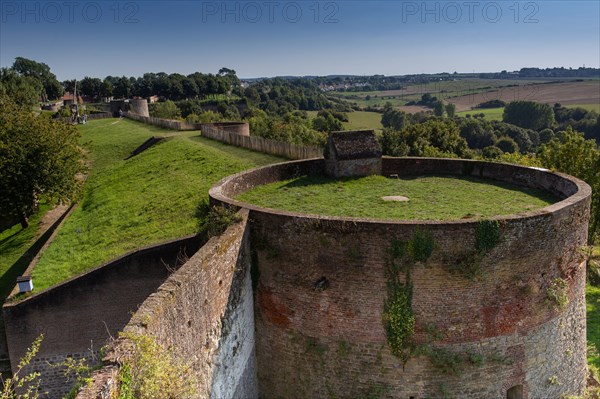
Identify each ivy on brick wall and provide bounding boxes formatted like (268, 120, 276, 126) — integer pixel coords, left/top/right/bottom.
(382, 229, 434, 363)
(474, 220, 500, 253)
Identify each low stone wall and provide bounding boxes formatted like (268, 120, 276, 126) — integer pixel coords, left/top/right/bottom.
(199, 122, 249, 136)
(124, 112, 200, 131)
(78, 210, 257, 399)
(201, 124, 322, 160)
(2, 235, 203, 398)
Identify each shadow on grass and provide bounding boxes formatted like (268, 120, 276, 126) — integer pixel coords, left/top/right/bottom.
(0, 227, 55, 302)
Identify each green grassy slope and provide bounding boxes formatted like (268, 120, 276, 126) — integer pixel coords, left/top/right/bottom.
(31, 119, 280, 290)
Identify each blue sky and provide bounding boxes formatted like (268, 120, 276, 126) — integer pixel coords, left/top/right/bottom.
(1, 0, 599, 80)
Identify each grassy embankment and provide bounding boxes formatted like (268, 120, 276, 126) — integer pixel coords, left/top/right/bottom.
(0, 203, 54, 300)
(237, 174, 556, 220)
(29, 118, 280, 291)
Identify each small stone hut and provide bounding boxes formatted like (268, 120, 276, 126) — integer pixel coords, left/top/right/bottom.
(324, 130, 382, 177)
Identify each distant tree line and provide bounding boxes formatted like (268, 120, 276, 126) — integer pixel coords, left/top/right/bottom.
(378, 100, 600, 241)
(518, 67, 600, 78)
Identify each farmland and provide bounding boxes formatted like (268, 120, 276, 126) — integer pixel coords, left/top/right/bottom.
(328, 79, 600, 117)
(447, 80, 600, 112)
(327, 78, 571, 108)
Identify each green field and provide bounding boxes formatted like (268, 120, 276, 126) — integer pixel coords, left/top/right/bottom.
(30, 118, 280, 291)
(236, 174, 556, 220)
(307, 111, 383, 132)
(566, 103, 600, 113)
(344, 111, 384, 131)
(456, 107, 505, 121)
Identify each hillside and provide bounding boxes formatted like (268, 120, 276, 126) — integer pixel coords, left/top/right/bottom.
(30, 119, 281, 291)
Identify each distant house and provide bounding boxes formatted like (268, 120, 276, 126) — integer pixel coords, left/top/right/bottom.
(147, 95, 159, 104)
(62, 92, 83, 106)
(324, 130, 382, 177)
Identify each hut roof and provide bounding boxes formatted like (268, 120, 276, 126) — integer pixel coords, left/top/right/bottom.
(324, 130, 382, 160)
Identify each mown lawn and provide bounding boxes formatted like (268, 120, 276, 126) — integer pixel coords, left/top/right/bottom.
(237, 174, 557, 220)
(31, 118, 280, 291)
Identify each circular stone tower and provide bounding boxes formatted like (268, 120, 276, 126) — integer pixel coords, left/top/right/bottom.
(210, 155, 591, 399)
(129, 99, 149, 117)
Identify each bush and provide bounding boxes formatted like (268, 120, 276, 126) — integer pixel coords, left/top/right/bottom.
(116, 332, 197, 399)
(482, 145, 503, 159)
(495, 137, 519, 153)
(149, 100, 181, 120)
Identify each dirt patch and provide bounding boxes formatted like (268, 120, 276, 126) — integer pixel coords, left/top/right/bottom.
(447, 81, 600, 112)
(38, 204, 69, 238)
(381, 196, 409, 202)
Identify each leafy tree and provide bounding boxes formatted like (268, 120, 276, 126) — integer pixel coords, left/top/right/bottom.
(0, 68, 42, 106)
(181, 77, 199, 99)
(482, 145, 503, 159)
(539, 127, 600, 241)
(79, 77, 103, 99)
(113, 76, 133, 99)
(99, 80, 113, 98)
(477, 100, 505, 109)
(0, 96, 85, 228)
(495, 137, 519, 153)
(244, 87, 261, 104)
(381, 104, 409, 131)
(445, 103, 456, 118)
(381, 119, 468, 157)
(503, 101, 555, 130)
(313, 110, 343, 132)
(185, 110, 223, 124)
(177, 99, 203, 118)
(12, 57, 63, 101)
(458, 119, 495, 149)
(149, 100, 181, 119)
(433, 101, 445, 117)
(501, 124, 533, 153)
(539, 128, 556, 144)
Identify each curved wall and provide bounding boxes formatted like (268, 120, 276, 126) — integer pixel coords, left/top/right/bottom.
(210, 157, 591, 399)
(129, 99, 150, 117)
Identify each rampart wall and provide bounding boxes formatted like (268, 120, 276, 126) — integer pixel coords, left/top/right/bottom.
(209, 157, 592, 398)
(3, 236, 203, 398)
(77, 211, 257, 399)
